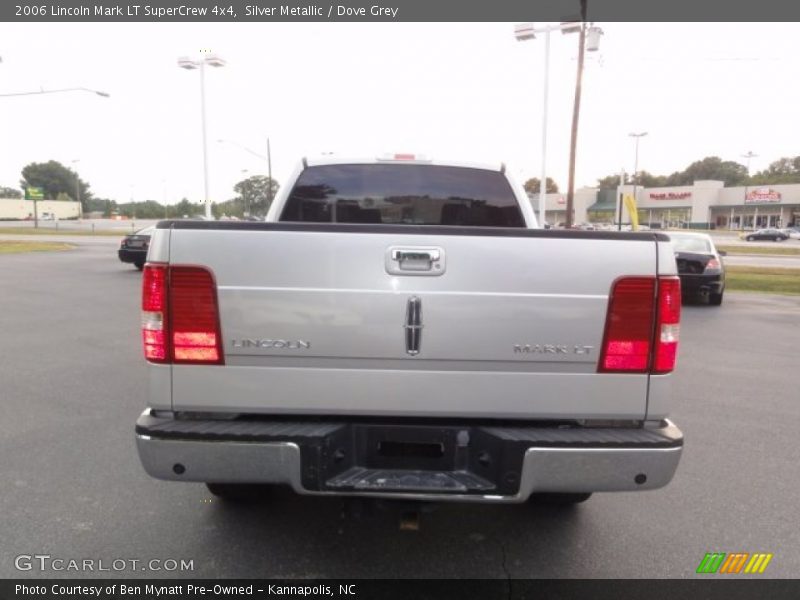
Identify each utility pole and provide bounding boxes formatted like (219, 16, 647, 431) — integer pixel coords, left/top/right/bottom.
(267, 137, 273, 211)
(742, 151, 757, 230)
(565, 0, 588, 229)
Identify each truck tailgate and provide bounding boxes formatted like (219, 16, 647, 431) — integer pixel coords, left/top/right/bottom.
(166, 226, 661, 420)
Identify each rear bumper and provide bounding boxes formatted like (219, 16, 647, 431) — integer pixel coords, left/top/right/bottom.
(679, 272, 724, 294)
(135, 411, 683, 503)
(118, 248, 147, 264)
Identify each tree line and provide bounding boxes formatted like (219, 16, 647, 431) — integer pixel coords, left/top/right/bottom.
(0, 160, 279, 219)
(522, 155, 800, 194)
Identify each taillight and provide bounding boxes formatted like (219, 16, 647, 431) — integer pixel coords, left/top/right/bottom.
(142, 264, 168, 362)
(705, 258, 721, 270)
(653, 277, 681, 374)
(598, 276, 680, 374)
(141, 264, 224, 365)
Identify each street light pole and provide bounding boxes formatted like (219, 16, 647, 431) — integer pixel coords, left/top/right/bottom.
(624, 132, 648, 231)
(516, 19, 602, 228)
(217, 137, 274, 217)
(241, 169, 249, 217)
(267, 137, 273, 210)
(199, 60, 211, 220)
(179, 53, 226, 220)
(741, 151, 757, 230)
(71, 159, 81, 219)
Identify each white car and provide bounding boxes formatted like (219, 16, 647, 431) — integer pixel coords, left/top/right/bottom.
(783, 228, 800, 240)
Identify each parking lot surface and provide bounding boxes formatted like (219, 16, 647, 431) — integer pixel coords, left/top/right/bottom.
(1, 239, 798, 578)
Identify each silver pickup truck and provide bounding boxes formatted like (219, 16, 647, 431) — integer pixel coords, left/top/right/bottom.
(135, 155, 683, 506)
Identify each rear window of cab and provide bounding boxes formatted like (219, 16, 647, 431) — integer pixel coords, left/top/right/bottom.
(280, 164, 525, 227)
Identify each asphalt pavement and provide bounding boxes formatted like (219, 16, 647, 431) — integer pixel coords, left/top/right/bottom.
(0, 238, 798, 579)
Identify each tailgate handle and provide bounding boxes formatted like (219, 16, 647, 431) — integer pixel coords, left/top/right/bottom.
(387, 247, 445, 275)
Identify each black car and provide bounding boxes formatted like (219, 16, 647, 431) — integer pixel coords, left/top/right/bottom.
(669, 232, 726, 306)
(745, 228, 788, 241)
(118, 226, 154, 270)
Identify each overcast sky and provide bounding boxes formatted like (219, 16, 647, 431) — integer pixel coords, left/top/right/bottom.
(0, 22, 797, 204)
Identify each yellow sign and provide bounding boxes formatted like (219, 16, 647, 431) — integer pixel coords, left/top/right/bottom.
(623, 194, 639, 231)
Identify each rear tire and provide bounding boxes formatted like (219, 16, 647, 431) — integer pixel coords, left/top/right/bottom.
(205, 483, 273, 502)
(134, 261, 144, 271)
(746, 236, 754, 241)
(528, 492, 592, 505)
(709, 290, 724, 306)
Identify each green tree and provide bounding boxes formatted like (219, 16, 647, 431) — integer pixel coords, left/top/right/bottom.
(597, 173, 629, 189)
(750, 156, 800, 185)
(174, 198, 199, 218)
(523, 177, 559, 194)
(118, 200, 172, 219)
(633, 170, 668, 188)
(212, 198, 244, 219)
(233, 175, 279, 217)
(665, 156, 748, 187)
(20, 160, 92, 206)
(84, 197, 118, 217)
(0, 185, 23, 198)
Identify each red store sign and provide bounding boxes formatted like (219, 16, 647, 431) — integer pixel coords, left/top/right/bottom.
(745, 188, 781, 203)
(649, 192, 692, 200)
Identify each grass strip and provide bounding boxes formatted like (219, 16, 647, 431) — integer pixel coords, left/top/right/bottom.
(0, 226, 127, 236)
(725, 266, 800, 295)
(0, 240, 75, 254)
(717, 245, 800, 256)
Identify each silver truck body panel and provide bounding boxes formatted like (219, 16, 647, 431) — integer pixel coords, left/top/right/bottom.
(164, 229, 663, 419)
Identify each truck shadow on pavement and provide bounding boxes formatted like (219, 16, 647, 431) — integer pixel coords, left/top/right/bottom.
(186, 485, 590, 578)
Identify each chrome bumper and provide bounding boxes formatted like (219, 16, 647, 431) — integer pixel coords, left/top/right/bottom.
(136, 413, 683, 503)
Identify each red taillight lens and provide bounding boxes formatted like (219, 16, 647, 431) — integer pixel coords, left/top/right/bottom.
(598, 276, 681, 374)
(169, 267, 223, 364)
(653, 276, 681, 374)
(141, 264, 224, 365)
(142, 264, 168, 362)
(705, 258, 721, 270)
(598, 277, 656, 373)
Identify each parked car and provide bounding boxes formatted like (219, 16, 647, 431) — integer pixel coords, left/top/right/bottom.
(118, 226, 154, 270)
(782, 227, 800, 240)
(744, 228, 788, 241)
(668, 231, 726, 306)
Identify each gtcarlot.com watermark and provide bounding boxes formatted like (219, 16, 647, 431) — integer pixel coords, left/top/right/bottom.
(15, 554, 194, 573)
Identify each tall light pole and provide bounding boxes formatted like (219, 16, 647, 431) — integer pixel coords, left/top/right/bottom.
(71, 159, 82, 219)
(516, 20, 602, 228)
(621, 132, 647, 231)
(267, 138, 273, 209)
(240, 169, 249, 217)
(162, 179, 168, 219)
(178, 52, 226, 220)
(217, 137, 274, 217)
(741, 151, 758, 230)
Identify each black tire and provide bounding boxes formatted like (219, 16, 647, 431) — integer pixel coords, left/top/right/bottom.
(205, 483, 273, 502)
(746, 236, 754, 241)
(709, 290, 724, 306)
(134, 261, 144, 271)
(528, 492, 592, 505)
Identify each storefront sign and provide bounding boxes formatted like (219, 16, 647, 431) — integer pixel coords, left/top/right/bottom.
(649, 192, 692, 200)
(745, 187, 781, 203)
